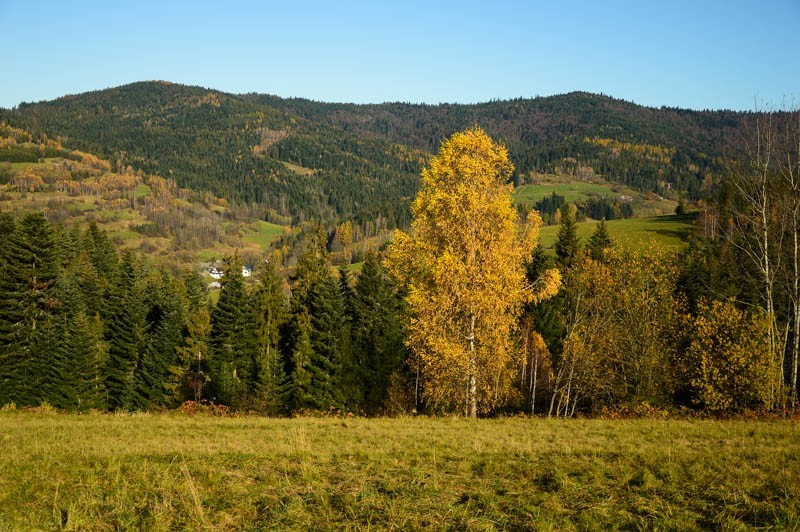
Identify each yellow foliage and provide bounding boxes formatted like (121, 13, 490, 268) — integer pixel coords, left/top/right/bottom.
(387, 127, 559, 415)
(687, 300, 781, 412)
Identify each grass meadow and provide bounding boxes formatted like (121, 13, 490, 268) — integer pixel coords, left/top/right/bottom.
(538, 213, 696, 253)
(0, 411, 797, 530)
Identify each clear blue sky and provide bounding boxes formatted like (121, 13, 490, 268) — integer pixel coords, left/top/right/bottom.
(2, 0, 798, 110)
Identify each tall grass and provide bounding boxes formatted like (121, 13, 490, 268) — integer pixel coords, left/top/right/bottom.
(0, 412, 797, 529)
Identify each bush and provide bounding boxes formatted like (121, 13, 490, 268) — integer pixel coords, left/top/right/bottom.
(686, 300, 781, 412)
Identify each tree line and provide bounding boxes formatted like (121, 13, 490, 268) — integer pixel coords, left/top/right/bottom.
(2, 118, 799, 417)
(0, 213, 407, 414)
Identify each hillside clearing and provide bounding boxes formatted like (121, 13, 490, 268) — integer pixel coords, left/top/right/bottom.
(0, 412, 797, 529)
(515, 177, 678, 218)
(538, 213, 696, 253)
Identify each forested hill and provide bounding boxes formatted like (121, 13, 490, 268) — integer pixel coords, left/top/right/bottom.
(1, 82, 425, 228)
(248, 91, 750, 198)
(3, 82, 751, 225)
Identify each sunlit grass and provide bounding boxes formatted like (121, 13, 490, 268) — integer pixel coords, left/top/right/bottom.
(538, 213, 696, 253)
(243, 220, 285, 251)
(0, 411, 797, 529)
(515, 180, 622, 204)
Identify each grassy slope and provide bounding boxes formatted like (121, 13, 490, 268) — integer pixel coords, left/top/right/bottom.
(243, 220, 286, 249)
(514, 176, 678, 218)
(538, 213, 697, 253)
(1, 158, 286, 265)
(515, 180, 625, 203)
(0, 412, 797, 530)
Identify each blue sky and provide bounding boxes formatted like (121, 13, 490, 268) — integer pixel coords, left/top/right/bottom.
(2, 0, 798, 110)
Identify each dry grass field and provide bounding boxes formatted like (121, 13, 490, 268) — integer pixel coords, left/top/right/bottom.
(0, 410, 798, 530)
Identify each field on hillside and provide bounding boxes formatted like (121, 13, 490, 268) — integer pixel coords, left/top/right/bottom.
(538, 213, 696, 253)
(514, 175, 678, 218)
(1, 411, 797, 529)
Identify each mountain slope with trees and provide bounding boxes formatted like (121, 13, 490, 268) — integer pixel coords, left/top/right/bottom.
(1, 82, 761, 230)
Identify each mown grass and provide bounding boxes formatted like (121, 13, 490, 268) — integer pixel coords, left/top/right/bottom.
(538, 213, 696, 253)
(243, 220, 286, 251)
(514, 177, 678, 218)
(282, 161, 316, 176)
(0, 411, 797, 530)
(515, 180, 623, 204)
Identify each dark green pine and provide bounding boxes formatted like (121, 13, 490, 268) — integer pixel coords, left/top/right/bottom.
(588, 218, 614, 262)
(305, 271, 346, 410)
(0, 213, 61, 407)
(134, 271, 187, 410)
(350, 251, 407, 414)
(104, 251, 147, 411)
(555, 209, 581, 269)
(69, 312, 108, 411)
(283, 310, 315, 411)
(209, 252, 255, 407)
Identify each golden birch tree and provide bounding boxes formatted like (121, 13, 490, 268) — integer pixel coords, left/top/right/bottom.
(387, 127, 559, 417)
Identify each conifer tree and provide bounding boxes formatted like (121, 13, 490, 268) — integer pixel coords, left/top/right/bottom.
(0, 214, 19, 406)
(351, 251, 406, 414)
(209, 252, 256, 407)
(588, 218, 614, 262)
(104, 251, 148, 410)
(284, 232, 347, 412)
(0, 213, 61, 406)
(555, 205, 581, 268)
(134, 271, 186, 409)
(305, 269, 346, 409)
(68, 312, 108, 410)
(284, 310, 315, 411)
(250, 260, 288, 414)
(170, 308, 211, 404)
(337, 267, 359, 408)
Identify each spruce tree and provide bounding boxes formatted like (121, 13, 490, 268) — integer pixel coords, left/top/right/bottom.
(171, 308, 212, 404)
(0, 213, 61, 406)
(337, 267, 359, 408)
(305, 270, 346, 410)
(134, 271, 186, 409)
(284, 231, 347, 412)
(555, 206, 581, 269)
(0, 214, 19, 406)
(209, 252, 256, 407)
(68, 312, 108, 410)
(284, 310, 315, 411)
(351, 251, 406, 414)
(588, 218, 614, 262)
(104, 251, 147, 411)
(251, 260, 288, 414)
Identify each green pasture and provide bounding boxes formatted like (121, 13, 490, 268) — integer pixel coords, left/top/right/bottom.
(0, 411, 797, 530)
(538, 213, 696, 253)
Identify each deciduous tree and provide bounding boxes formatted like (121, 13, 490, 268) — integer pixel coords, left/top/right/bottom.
(388, 127, 559, 417)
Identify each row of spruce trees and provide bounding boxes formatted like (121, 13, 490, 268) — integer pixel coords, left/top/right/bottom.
(0, 213, 408, 414)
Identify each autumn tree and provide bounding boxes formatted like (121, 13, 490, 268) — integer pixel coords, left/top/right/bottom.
(685, 299, 780, 412)
(551, 249, 679, 416)
(387, 127, 559, 417)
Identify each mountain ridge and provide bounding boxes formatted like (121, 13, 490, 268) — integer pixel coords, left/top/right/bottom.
(1, 81, 759, 225)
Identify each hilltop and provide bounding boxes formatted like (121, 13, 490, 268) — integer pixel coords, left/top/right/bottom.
(1, 81, 756, 230)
